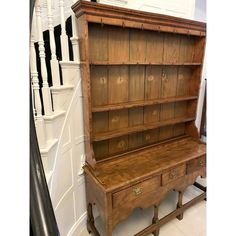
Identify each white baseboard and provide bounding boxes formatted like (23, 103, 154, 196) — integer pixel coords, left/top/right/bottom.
(67, 211, 87, 236)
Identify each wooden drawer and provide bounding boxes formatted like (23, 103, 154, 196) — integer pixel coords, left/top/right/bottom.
(187, 156, 206, 174)
(112, 176, 161, 208)
(162, 164, 186, 185)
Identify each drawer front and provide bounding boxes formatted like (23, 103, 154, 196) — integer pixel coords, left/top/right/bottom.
(162, 164, 186, 185)
(187, 156, 206, 174)
(112, 176, 161, 208)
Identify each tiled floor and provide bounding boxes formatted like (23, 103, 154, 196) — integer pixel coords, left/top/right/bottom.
(80, 178, 206, 236)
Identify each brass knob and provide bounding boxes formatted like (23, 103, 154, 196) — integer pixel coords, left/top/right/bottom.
(169, 170, 177, 179)
(133, 187, 142, 196)
(199, 160, 204, 166)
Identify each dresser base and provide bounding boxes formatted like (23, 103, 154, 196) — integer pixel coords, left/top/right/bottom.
(87, 182, 206, 236)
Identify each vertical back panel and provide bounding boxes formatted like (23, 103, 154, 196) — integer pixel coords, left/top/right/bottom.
(173, 123, 186, 137)
(130, 29, 146, 62)
(129, 66, 145, 101)
(143, 129, 159, 145)
(89, 23, 108, 62)
(93, 141, 108, 160)
(92, 112, 108, 133)
(179, 35, 195, 63)
(163, 34, 180, 63)
(144, 105, 160, 124)
(161, 67, 178, 98)
(108, 26, 129, 62)
(174, 101, 187, 118)
(109, 109, 128, 131)
(159, 125, 174, 141)
(145, 66, 162, 100)
(176, 67, 192, 96)
(146, 31, 164, 63)
(109, 136, 128, 155)
(91, 66, 108, 106)
(160, 103, 175, 121)
(128, 133, 143, 149)
(129, 107, 144, 127)
(108, 66, 129, 104)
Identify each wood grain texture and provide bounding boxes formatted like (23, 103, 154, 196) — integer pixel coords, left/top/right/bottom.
(130, 29, 146, 62)
(129, 66, 145, 101)
(108, 66, 129, 104)
(72, 2, 206, 235)
(146, 31, 164, 63)
(87, 137, 206, 192)
(145, 66, 162, 100)
(108, 26, 129, 62)
(163, 34, 180, 63)
(89, 23, 108, 62)
(161, 67, 178, 98)
(91, 66, 108, 106)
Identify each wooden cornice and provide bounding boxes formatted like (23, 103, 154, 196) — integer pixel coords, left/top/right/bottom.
(72, 0, 206, 36)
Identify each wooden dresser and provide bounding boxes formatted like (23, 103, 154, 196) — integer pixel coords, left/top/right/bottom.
(72, 1, 206, 235)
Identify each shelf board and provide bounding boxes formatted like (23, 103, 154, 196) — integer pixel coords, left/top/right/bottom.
(92, 117, 195, 142)
(92, 96, 198, 112)
(89, 61, 202, 66)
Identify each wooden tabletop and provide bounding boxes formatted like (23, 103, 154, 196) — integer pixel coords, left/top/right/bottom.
(85, 137, 206, 192)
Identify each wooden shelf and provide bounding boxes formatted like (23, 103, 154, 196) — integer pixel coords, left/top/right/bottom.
(92, 96, 198, 112)
(92, 117, 195, 142)
(89, 61, 202, 66)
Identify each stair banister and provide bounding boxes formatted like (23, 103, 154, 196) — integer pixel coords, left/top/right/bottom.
(59, 0, 70, 61)
(31, 9, 47, 149)
(47, 0, 61, 86)
(70, 0, 80, 62)
(35, 0, 53, 116)
(31, 10, 42, 119)
(30, 0, 60, 235)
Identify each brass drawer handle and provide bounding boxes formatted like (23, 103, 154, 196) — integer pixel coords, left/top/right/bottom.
(133, 187, 142, 196)
(169, 170, 177, 179)
(199, 160, 204, 166)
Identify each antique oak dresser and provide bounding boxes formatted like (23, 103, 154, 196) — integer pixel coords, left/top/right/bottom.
(72, 1, 206, 235)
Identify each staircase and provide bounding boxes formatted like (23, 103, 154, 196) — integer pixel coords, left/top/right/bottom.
(31, 0, 79, 186)
(30, 0, 87, 235)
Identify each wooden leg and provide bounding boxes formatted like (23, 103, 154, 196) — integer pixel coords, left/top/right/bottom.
(87, 203, 93, 234)
(105, 221, 113, 236)
(87, 203, 100, 236)
(176, 192, 184, 220)
(152, 205, 160, 236)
